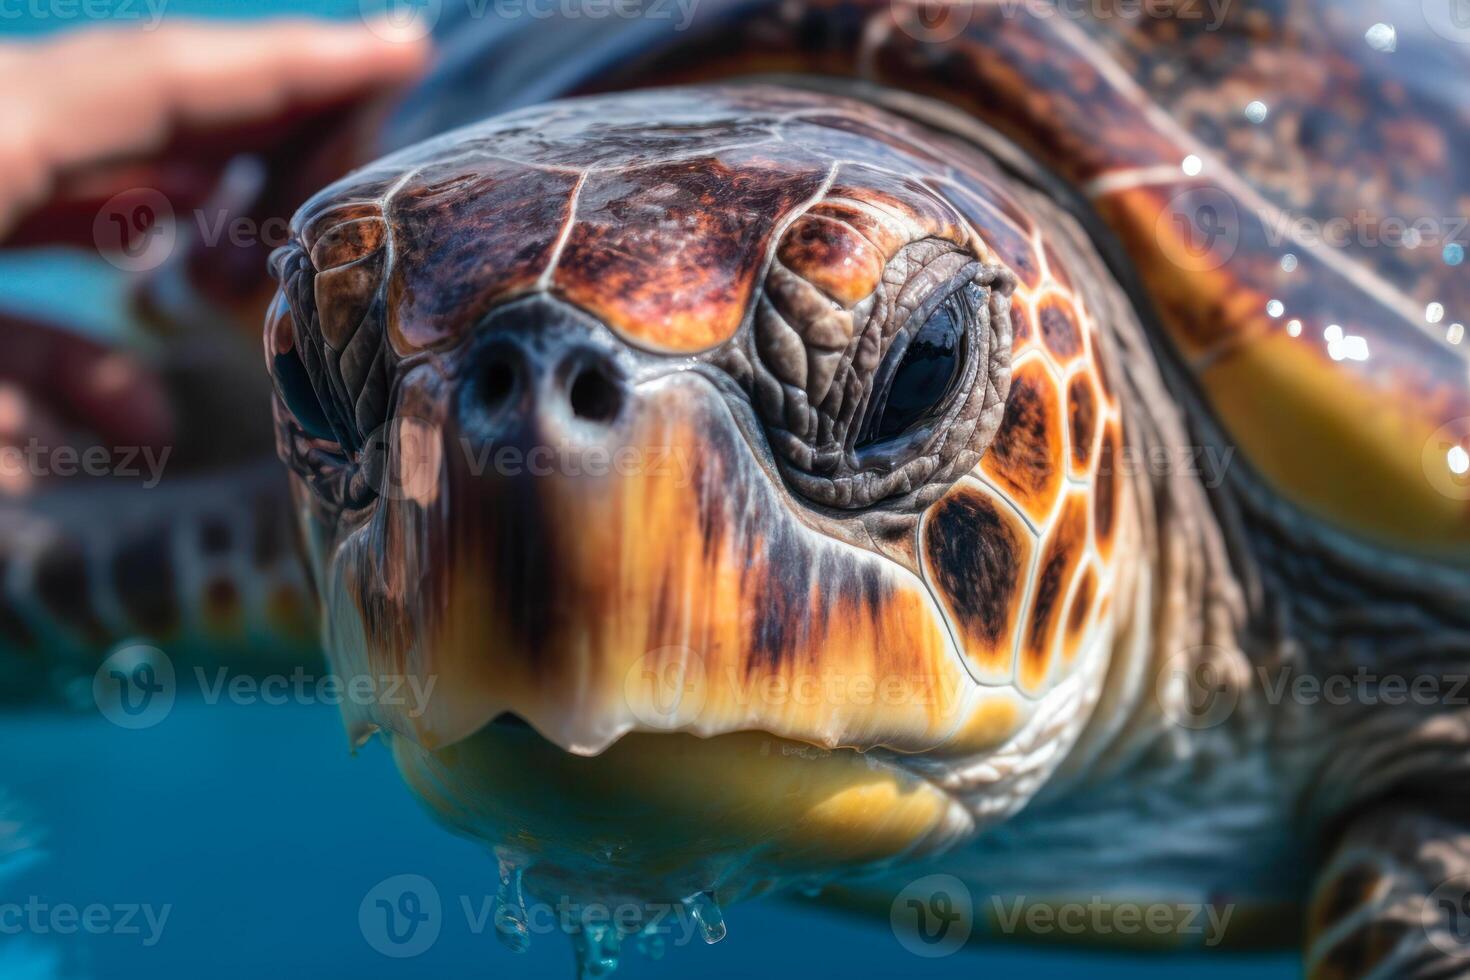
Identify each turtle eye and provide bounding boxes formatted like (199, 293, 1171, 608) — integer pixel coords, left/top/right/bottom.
(265, 286, 339, 445)
(856, 282, 976, 451)
(273, 347, 337, 444)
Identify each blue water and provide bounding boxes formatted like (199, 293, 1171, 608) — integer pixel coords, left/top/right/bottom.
(1, 701, 1294, 979)
(1, 3, 1295, 977)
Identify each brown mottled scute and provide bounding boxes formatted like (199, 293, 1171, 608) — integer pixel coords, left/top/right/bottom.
(1061, 563, 1098, 662)
(943, 174, 1046, 291)
(1066, 372, 1100, 477)
(1020, 492, 1090, 694)
(1035, 293, 1085, 364)
(1093, 420, 1123, 559)
(554, 151, 832, 353)
(980, 355, 1064, 526)
(921, 480, 1035, 683)
(777, 213, 886, 308)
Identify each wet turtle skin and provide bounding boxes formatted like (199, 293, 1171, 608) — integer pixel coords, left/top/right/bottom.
(5, 1, 1470, 975)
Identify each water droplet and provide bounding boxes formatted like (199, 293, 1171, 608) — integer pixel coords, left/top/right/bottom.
(1181, 154, 1203, 177)
(685, 890, 727, 944)
(1286, 319, 1303, 337)
(1449, 445, 1470, 476)
(1244, 100, 1269, 124)
(1427, 302, 1446, 324)
(1446, 243, 1466, 267)
(572, 924, 621, 979)
(1365, 22, 1397, 52)
(494, 862, 531, 953)
(1325, 327, 1369, 362)
(1449, 323, 1466, 345)
(1280, 253, 1298, 272)
(1266, 299, 1284, 318)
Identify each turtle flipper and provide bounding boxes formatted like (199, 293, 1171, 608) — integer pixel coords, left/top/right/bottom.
(0, 310, 317, 705)
(1307, 801, 1470, 978)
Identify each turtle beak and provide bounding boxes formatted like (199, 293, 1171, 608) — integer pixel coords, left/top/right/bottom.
(318, 295, 983, 759)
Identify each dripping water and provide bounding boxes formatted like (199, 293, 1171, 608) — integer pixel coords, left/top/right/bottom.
(684, 890, 727, 945)
(494, 859, 531, 953)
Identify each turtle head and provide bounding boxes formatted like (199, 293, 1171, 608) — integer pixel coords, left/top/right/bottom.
(266, 87, 1129, 911)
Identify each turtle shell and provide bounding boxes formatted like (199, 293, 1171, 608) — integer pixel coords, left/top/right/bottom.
(397, 0, 1470, 555)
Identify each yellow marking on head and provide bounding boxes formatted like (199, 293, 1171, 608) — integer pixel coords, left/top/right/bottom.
(938, 694, 1025, 756)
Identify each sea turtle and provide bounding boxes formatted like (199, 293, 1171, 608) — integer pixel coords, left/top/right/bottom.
(7, 1, 1470, 976)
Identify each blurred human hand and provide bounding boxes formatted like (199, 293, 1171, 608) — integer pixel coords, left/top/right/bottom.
(0, 19, 430, 244)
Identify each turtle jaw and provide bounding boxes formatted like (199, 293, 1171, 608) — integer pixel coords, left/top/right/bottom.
(387, 721, 973, 911)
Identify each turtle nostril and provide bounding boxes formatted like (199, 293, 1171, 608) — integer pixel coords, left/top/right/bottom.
(568, 364, 622, 423)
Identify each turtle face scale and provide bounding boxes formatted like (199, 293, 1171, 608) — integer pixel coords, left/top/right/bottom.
(266, 87, 1129, 903)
